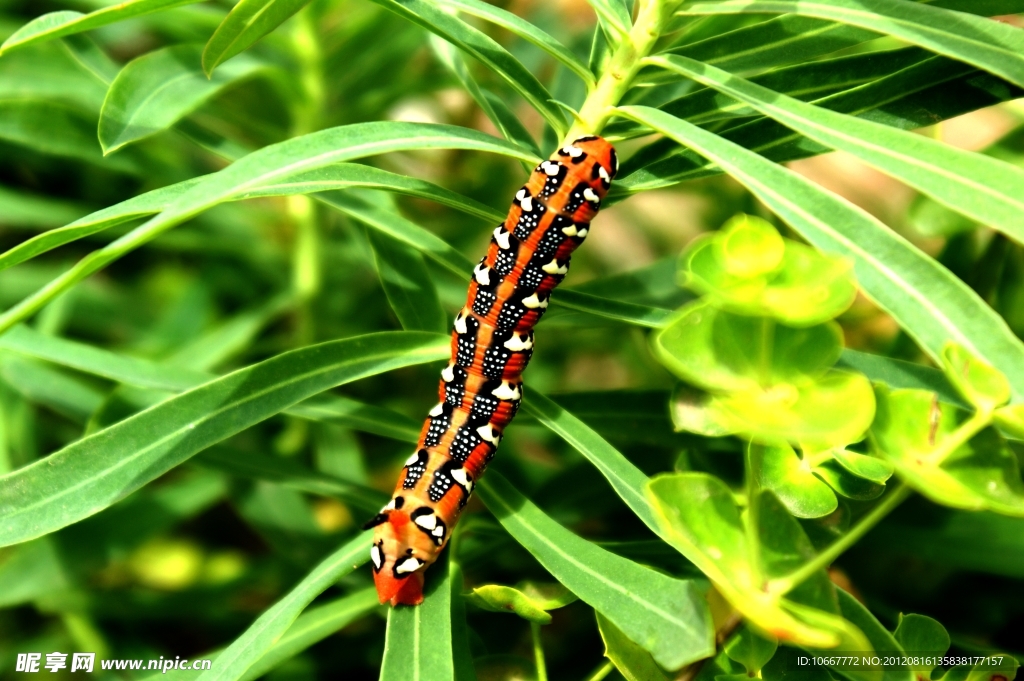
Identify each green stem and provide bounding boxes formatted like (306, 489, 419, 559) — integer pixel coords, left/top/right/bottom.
(582, 660, 615, 681)
(532, 621, 548, 681)
(768, 483, 911, 595)
(744, 444, 763, 582)
(566, 0, 682, 140)
(926, 407, 991, 467)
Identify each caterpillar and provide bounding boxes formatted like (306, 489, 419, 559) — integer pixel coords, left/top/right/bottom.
(366, 136, 618, 606)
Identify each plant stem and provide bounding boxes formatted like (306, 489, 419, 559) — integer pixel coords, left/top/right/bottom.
(566, 0, 681, 140)
(768, 483, 911, 595)
(582, 660, 615, 681)
(532, 621, 549, 681)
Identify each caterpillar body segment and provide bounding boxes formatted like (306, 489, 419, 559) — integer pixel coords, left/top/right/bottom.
(369, 136, 618, 606)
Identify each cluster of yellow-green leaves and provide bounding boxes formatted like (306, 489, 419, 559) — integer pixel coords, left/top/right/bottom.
(640, 214, 1024, 657)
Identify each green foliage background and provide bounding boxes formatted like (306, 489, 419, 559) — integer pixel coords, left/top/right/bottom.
(0, 0, 1023, 679)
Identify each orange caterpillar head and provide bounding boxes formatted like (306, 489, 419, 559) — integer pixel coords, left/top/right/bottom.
(367, 486, 466, 606)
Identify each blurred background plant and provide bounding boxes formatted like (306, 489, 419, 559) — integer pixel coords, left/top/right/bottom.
(1, 0, 1024, 679)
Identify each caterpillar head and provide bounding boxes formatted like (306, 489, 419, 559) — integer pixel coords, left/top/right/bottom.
(366, 496, 446, 606)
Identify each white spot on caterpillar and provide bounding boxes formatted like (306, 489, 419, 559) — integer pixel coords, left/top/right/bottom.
(561, 145, 583, 158)
(454, 311, 468, 334)
(429, 402, 445, 417)
(451, 467, 473, 491)
(576, 227, 589, 238)
(395, 557, 425, 574)
(503, 333, 533, 352)
(441, 363, 455, 382)
(370, 545, 383, 570)
(477, 424, 502, 445)
(561, 223, 577, 236)
(405, 451, 422, 466)
(493, 226, 510, 249)
(474, 263, 492, 285)
(542, 259, 567, 275)
(522, 293, 548, 309)
(583, 187, 600, 204)
(383, 498, 396, 512)
(491, 381, 522, 401)
(540, 161, 561, 176)
(516, 188, 533, 212)
(432, 525, 444, 537)
(598, 165, 610, 182)
(414, 513, 437, 530)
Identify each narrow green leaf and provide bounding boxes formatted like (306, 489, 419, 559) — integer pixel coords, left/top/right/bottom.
(366, 0, 566, 133)
(0, 100, 136, 172)
(838, 349, 963, 407)
(0, 354, 104, 420)
(432, 0, 594, 85)
(0, 121, 536, 335)
(380, 550, 454, 681)
(240, 588, 380, 681)
(665, 15, 876, 74)
(477, 471, 715, 671)
(586, 0, 633, 46)
(432, 37, 541, 157)
(202, 0, 311, 75)
(194, 531, 373, 681)
(649, 54, 1024, 245)
(0, 1, 202, 55)
(368, 227, 448, 334)
(0, 186, 88, 230)
(0, 332, 449, 547)
(677, 0, 1024, 89)
(100, 44, 270, 153)
(597, 611, 671, 681)
(618, 55, 1020, 194)
(196, 447, 387, 514)
(522, 391, 658, 533)
(0, 162, 503, 274)
(615, 106, 1024, 401)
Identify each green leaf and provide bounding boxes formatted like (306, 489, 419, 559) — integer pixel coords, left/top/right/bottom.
(0, 121, 537, 335)
(465, 584, 553, 624)
(431, 37, 541, 157)
(367, 0, 566, 133)
(614, 106, 1024, 402)
(723, 625, 777, 675)
(0, 1, 202, 55)
(654, 303, 845, 391)
(940, 342, 1011, 413)
(367, 226, 448, 334)
(585, 0, 633, 46)
(0, 186, 87, 230)
(0, 537, 69, 608)
(830, 450, 893, 485)
(432, 0, 594, 85)
(676, 0, 1024, 89)
(813, 460, 886, 501)
(835, 589, 911, 681)
(838, 350, 964, 408)
(647, 54, 1024, 247)
(99, 44, 270, 153)
(521, 390, 659, 533)
(380, 551, 454, 681)
(646, 473, 866, 648)
(0, 332, 449, 547)
(618, 54, 1022, 194)
(0, 162, 503, 274)
(597, 611, 671, 681)
(870, 385, 1024, 516)
(193, 531, 373, 681)
(202, 0, 311, 76)
(894, 614, 950, 678)
(665, 15, 877, 74)
(0, 100, 136, 172)
(751, 443, 838, 519)
(478, 471, 714, 671)
(681, 216, 856, 327)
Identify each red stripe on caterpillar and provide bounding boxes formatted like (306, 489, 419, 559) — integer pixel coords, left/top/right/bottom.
(367, 136, 617, 606)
